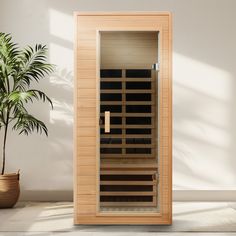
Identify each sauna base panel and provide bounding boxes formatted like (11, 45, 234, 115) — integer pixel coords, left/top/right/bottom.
(75, 214, 172, 225)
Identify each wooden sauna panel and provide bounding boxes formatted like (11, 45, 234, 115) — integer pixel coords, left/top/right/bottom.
(74, 12, 172, 225)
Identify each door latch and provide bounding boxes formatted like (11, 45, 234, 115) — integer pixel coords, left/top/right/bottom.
(104, 111, 110, 133)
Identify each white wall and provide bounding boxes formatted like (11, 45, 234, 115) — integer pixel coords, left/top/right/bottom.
(0, 0, 236, 201)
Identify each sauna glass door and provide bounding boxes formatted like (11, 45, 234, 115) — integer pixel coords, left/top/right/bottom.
(99, 31, 159, 212)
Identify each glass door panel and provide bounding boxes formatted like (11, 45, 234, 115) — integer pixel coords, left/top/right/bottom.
(99, 31, 159, 212)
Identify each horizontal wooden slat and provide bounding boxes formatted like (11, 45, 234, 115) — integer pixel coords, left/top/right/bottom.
(100, 144, 154, 148)
(77, 39, 96, 49)
(100, 113, 154, 117)
(77, 98, 96, 108)
(77, 127, 96, 137)
(77, 204, 96, 215)
(77, 49, 96, 60)
(100, 101, 122, 105)
(101, 163, 158, 169)
(78, 147, 96, 156)
(100, 101, 154, 105)
(77, 15, 169, 28)
(77, 117, 96, 127)
(77, 195, 96, 204)
(100, 124, 155, 128)
(100, 180, 156, 185)
(77, 176, 95, 186)
(100, 170, 157, 175)
(100, 192, 155, 196)
(77, 185, 96, 195)
(77, 29, 96, 39)
(101, 78, 153, 82)
(77, 107, 96, 117)
(78, 137, 96, 146)
(101, 66, 153, 70)
(77, 89, 96, 98)
(77, 157, 95, 166)
(100, 134, 154, 138)
(101, 89, 154, 94)
(78, 165, 96, 176)
(77, 59, 96, 69)
(77, 69, 96, 79)
(100, 154, 155, 158)
(77, 79, 95, 89)
(100, 202, 156, 207)
(100, 162, 158, 171)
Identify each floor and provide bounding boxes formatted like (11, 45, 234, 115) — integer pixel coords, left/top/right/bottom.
(0, 202, 236, 236)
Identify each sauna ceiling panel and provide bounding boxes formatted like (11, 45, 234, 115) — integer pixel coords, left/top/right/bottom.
(101, 32, 158, 69)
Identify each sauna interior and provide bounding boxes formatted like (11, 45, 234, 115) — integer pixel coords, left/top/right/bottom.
(99, 31, 159, 212)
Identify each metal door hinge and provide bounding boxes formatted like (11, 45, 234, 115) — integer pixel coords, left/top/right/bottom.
(153, 171, 159, 184)
(152, 171, 159, 181)
(152, 63, 160, 71)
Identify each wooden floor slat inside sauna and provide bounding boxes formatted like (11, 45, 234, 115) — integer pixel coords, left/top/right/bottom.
(100, 206, 158, 212)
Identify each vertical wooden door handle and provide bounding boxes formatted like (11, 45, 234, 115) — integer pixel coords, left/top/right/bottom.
(105, 111, 110, 133)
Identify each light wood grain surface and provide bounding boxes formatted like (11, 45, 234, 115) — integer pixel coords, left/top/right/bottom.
(74, 11, 172, 224)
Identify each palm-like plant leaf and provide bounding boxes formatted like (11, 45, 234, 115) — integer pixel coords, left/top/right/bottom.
(8, 89, 53, 108)
(0, 33, 19, 93)
(12, 113, 48, 136)
(15, 44, 54, 90)
(0, 32, 54, 174)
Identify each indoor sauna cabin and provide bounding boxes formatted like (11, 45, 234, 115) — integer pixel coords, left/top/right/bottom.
(74, 12, 172, 224)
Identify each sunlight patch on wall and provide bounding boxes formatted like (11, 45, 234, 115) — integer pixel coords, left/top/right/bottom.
(173, 51, 232, 152)
(175, 118, 230, 148)
(48, 43, 73, 125)
(173, 52, 235, 190)
(50, 99, 73, 125)
(49, 9, 73, 43)
(174, 144, 236, 190)
(48, 7, 74, 127)
(50, 68, 73, 88)
(174, 52, 232, 101)
(49, 43, 73, 71)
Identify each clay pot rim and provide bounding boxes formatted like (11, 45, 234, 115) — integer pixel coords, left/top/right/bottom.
(0, 172, 20, 180)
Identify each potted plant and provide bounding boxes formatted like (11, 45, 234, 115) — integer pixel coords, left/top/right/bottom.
(0, 33, 54, 208)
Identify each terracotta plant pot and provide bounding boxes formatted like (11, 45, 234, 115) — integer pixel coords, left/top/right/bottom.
(0, 172, 20, 208)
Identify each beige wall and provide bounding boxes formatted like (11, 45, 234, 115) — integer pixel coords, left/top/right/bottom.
(0, 0, 236, 200)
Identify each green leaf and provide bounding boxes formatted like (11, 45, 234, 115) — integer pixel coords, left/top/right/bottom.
(27, 89, 53, 108)
(0, 32, 54, 136)
(12, 113, 48, 136)
(14, 43, 55, 90)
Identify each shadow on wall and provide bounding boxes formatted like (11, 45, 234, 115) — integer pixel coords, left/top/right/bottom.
(15, 68, 74, 196)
